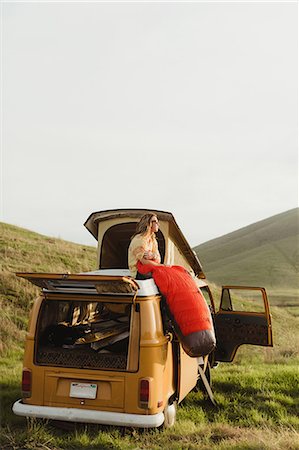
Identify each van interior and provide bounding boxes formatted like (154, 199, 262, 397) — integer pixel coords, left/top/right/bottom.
(35, 299, 134, 371)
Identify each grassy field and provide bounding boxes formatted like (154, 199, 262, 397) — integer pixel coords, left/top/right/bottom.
(1, 357, 298, 449)
(0, 221, 299, 449)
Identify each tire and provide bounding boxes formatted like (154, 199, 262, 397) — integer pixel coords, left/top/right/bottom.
(163, 401, 177, 428)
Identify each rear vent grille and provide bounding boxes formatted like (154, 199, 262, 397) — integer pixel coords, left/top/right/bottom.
(36, 347, 127, 370)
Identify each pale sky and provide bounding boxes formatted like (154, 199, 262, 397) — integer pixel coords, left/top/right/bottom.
(1, 1, 298, 248)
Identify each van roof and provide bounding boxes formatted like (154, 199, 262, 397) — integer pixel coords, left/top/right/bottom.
(84, 209, 205, 278)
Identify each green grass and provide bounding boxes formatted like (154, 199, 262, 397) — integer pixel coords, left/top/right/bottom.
(1, 220, 299, 449)
(1, 361, 298, 449)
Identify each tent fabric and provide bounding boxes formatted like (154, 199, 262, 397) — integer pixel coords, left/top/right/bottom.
(137, 262, 216, 357)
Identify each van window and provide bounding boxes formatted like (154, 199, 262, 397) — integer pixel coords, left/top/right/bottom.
(100, 222, 165, 269)
(200, 286, 215, 313)
(35, 299, 137, 371)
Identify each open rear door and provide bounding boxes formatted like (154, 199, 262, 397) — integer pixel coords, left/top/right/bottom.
(214, 286, 273, 362)
(16, 272, 139, 294)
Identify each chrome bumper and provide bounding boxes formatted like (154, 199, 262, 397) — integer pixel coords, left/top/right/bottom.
(12, 399, 164, 428)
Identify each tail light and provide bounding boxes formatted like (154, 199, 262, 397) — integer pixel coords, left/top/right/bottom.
(22, 369, 32, 398)
(139, 378, 151, 409)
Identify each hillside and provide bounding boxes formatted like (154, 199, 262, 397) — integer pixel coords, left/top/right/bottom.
(0, 222, 97, 356)
(194, 208, 299, 306)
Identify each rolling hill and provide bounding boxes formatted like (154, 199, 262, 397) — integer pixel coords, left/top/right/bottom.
(194, 208, 299, 306)
(0, 222, 97, 356)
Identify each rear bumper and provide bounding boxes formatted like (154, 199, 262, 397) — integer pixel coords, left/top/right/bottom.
(12, 399, 164, 428)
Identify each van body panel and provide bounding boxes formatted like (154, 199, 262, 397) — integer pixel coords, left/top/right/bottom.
(177, 346, 199, 403)
(43, 371, 125, 409)
(137, 347, 172, 413)
(139, 298, 165, 346)
(22, 340, 46, 406)
(162, 341, 175, 407)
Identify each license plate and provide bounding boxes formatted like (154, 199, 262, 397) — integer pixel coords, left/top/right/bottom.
(70, 382, 97, 399)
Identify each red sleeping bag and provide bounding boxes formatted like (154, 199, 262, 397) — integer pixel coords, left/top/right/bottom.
(137, 262, 216, 357)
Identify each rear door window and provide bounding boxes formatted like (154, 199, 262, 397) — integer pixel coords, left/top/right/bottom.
(214, 286, 273, 362)
(36, 299, 139, 371)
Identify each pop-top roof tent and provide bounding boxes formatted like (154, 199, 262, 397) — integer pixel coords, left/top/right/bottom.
(84, 209, 205, 279)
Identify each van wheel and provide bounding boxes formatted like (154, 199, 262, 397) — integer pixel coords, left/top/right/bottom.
(163, 401, 177, 428)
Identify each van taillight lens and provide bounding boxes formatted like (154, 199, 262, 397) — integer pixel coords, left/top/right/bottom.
(22, 369, 31, 398)
(139, 378, 150, 408)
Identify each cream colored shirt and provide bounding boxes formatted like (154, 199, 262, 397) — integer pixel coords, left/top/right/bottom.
(128, 233, 160, 278)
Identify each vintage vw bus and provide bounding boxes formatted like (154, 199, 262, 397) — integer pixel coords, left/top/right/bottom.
(13, 209, 273, 428)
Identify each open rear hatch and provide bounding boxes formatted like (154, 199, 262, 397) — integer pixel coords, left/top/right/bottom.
(16, 272, 139, 294)
(18, 273, 141, 410)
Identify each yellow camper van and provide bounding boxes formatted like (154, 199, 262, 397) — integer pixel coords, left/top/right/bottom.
(13, 209, 273, 428)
